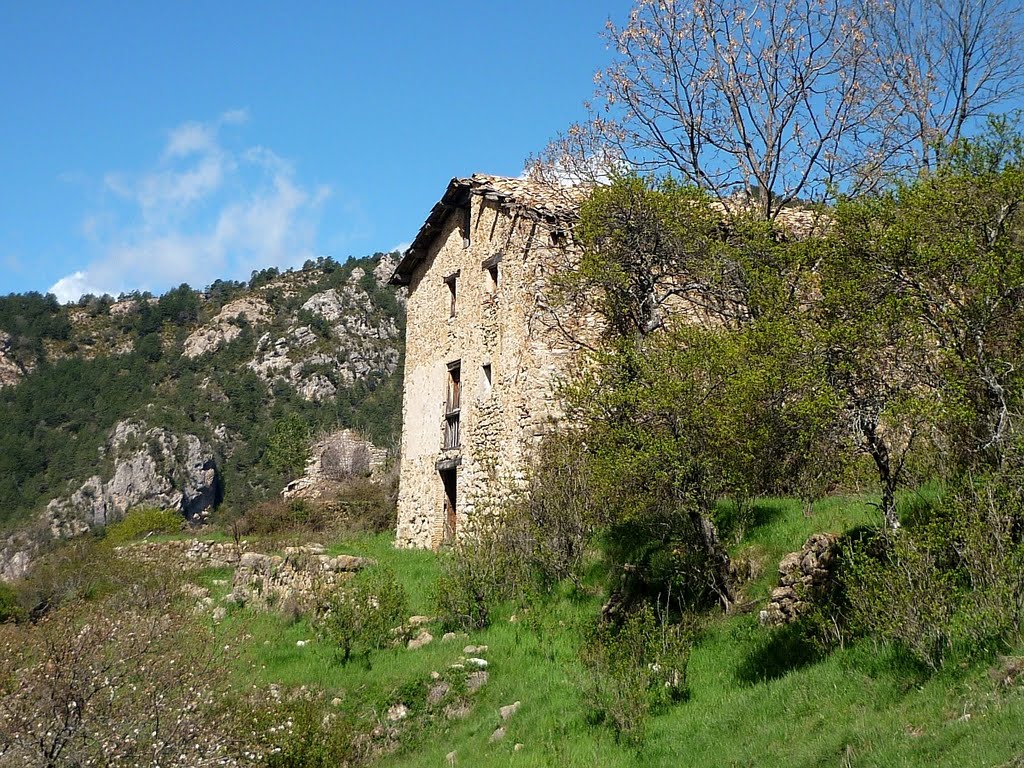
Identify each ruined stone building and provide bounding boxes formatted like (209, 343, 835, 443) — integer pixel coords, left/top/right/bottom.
(390, 175, 587, 549)
(389, 175, 825, 550)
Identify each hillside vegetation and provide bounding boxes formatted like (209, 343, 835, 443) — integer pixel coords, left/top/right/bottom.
(0, 253, 405, 536)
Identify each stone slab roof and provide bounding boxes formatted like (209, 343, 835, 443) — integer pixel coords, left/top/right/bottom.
(390, 174, 585, 286)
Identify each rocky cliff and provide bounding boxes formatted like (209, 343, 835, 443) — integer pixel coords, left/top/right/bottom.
(0, 252, 405, 578)
(46, 420, 219, 538)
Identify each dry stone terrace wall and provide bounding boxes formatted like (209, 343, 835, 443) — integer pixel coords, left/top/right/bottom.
(395, 190, 591, 549)
(118, 540, 371, 613)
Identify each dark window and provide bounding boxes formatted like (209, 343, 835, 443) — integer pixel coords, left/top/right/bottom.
(444, 361, 461, 449)
(481, 363, 492, 393)
(443, 272, 459, 318)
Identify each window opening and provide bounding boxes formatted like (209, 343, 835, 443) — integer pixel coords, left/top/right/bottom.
(481, 252, 502, 295)
(481, 363, 492, 394)
(461, 205, 471, 249)
(444, 271, 459, 318)
(444, 361, 461, 449)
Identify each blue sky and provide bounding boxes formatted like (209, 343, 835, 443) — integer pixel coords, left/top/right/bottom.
(0, 1, 629, 301)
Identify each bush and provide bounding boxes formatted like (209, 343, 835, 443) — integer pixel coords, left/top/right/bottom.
(327, 475, 398, 536)
(841, 476, 1024, 670)
(238, 498, 332, 536)
(318, 564, 408, 663)
(582, 604, 690, 745)
(434, 517, 532, 632)
(0, 584, 24, 624)
(0, 583, 240, 766)
(103, 507, 183, 545)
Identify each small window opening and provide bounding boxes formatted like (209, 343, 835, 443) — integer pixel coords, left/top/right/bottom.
(481, 363, 492, 394)
(551, 230, 567, 247)
(461, 206, 471, 249)
(481, 252, 502, 294)
(444, 361, 461, 449)
(443, 272, 459, 318)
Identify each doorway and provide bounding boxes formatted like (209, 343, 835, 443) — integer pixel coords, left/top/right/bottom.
(440, 468, 457, 543)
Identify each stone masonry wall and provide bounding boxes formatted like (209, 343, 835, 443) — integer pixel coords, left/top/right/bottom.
(117, 539, 371, 613)
(395, 196, 590, 549)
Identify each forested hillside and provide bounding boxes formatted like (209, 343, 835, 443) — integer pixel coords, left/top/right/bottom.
(0, 252, 405, 536)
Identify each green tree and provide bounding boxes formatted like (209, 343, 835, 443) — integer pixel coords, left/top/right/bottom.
(563, 176, 837, 610)
(265, 413, 311, 482)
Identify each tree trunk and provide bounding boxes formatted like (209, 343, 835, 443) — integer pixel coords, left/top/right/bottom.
(859, 415, 901, 531)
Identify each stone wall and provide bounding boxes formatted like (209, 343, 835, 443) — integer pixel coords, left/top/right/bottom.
(759, 533, 840, 626)
(117, 539, 246, 570)
(283, 428, 389, 500)
(117, 539, 371, 613)
(229, 545, 370, 611)
(395, 191, 591, 549)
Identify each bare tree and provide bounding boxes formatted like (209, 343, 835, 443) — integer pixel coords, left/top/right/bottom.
(537, 0, 901, 218)
(533, 0, 1024, 216)
(860, 0, 1024, 172)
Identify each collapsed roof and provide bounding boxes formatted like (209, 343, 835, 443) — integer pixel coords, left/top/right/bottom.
(389, 174, 584, 286)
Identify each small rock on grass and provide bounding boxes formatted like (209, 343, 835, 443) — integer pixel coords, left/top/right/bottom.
(428, 681, 450, 705)
(387, 703, 409, 721)
(489, 727, 506, 743)
(466, 671, 488, 692)
(499, 701, 521, 720)
(408, 630, 433, 650)
(442, 631, 468, 643)
(463, 644, 488, 655)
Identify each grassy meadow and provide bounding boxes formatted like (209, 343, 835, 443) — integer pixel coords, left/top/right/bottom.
(184, 494, 1024, 767)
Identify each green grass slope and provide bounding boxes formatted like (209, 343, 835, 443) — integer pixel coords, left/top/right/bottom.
(207, 496, 1024, 768)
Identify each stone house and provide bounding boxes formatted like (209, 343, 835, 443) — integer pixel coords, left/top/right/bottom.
(390, 175, 589, 549)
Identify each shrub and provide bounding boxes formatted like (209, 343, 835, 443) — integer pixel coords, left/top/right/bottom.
(433, 517, 532, 632)
(582, 604, 690, 745)
(0, 586, 239, 766)
(841, 476, 1024, 670)
(238, 498, 332, 536)
(103, 506, 183, 545)
(318, 564, 408, 663)
(0, 584, 24, 624)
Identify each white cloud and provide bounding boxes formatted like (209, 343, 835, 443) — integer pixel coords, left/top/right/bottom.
(56, 112, 332, 302)
(389, 241, 411, 254)
(49, 271, 114, 303)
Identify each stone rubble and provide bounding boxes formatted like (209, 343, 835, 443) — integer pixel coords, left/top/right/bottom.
(759, 532, 841, 626)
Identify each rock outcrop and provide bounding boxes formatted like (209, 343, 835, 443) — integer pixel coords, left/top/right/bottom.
(183, 297, 272, 358)
(247, 268, 401, 402)
(0, 331, 26, 388)
(46, 420, 218, 538)
(759, 532, 841, 626)
(283, 429, 389, 500)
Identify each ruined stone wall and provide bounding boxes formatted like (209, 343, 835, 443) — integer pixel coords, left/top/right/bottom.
(396, 197, 588, 548)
